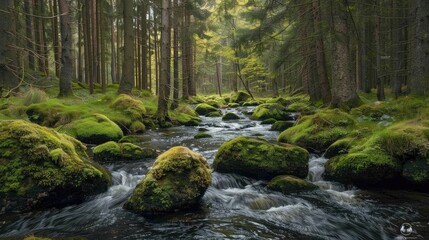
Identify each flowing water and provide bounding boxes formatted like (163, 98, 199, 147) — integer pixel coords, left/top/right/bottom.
(1, 107, 429, 239)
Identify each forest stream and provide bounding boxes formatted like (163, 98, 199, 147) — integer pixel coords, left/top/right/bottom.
(1, 106, 428, 240)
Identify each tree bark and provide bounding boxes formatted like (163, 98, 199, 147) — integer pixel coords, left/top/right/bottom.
(330, 0, 360, 108)
(119, 0, 134, 94)
(0, 0, 17, 93)
(51, 0, 60, 78)
(24, 0, 35, 71)
(58, 0, 73, 96)
(157, 0, 170, 125)
(411, 0, 429, 96)
(170, 0, 179, 110)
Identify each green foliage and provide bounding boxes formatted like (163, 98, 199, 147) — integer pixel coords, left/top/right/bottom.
(0, 120, 111, 213)
(214, 136, 309, 179)
(124, 146, 212, 215)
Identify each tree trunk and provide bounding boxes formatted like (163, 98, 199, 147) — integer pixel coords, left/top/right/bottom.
(110, 0, 116, 84)
(91, 0, 98, 90)
(375, 2, 385, 101)
(157, 0, 170, 125)
(411, 0, 429, 96)
(170, 0, 179, 110)
(142, 2, 148, 90)
(119, 0, 134, 94)
(24, 0, 35, 71)
(100, 0, 106, 92)
(58, 0, 73, 96)
(51, 0, 60, 78)
(0, 0, 17, 93)
(330, 0, 360, 108)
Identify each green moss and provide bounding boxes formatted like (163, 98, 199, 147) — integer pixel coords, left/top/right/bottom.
(222, 112, 240, 121)
(61, 114, 123, 144)
(194, 103, 220, 116)
(324, 149, 401, 186)
(0, 120, 111, 213)
(278, 109, 355, 152)
(124, 146, 211, 215)
(261, 118, 277, 125)
(93, 141, 157, 162)
(23, 87, 49, 106)
(23, 236, 52, 240)
(325, 138, 353, 158)
(206, 111, 222, 117)
(286, 102, 314, 115)
(251, 103, 292, 121)
(214, 136, 309, 179)
(172, 112, 201, 126)
(268, 175, 317, 193)
(231, 91, 251, 103)
(194, 133, 212, 139)
(118, 135, 148, 144)
(270, 121, 294, 132)
(402, 159, 429, 185)
(110, 94, 146, 114)
(227, 103, 240, 108)
(26, 101, 81, 127)
(242, 100, 263, 106)
(130, 121, 146, 133)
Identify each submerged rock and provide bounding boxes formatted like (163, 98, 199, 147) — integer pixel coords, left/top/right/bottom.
(0, 120, 111, 214)
(213, 136, 309, 179)
(61, 113, 123, 144)
(268, 175, 318, 193)
(222, 112, 240, 121)
(124, 146, 211, 215)
(194, 132, 212, 139)
(93, 141, 158, 162)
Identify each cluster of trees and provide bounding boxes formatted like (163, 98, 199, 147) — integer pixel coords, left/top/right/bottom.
(1, 0, 429, 112)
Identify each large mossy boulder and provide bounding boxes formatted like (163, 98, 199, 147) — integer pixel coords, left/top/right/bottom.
(222, 112, 240, 121)
(110, 94, 146, 115)
(194, 103, 220, 116)
(26, 102, 80, 127)
(213, 136, 309, 179)
(270, 121, 294, 132)
(251, 103, 292, 121)
(93, 141, 158, 162)
(268, 175, 317, 193)
(61, 113, 123, 144)
(124, 146, 212, 215)
(278, 109, 355, 152)
(172, 105, 202, 126)
(0, 120, 111, 213)
(231, 91, 251, 103)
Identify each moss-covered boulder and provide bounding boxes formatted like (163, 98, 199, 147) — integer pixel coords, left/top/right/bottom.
(242, 99, 264, 106)
(194, 132, 212, 139)
(110, 94, 146, 115)
(278, 109, 355, 152)
(194, 103, 220, 116)
(222, 112, 240, 121)
(206, 111, 223, 117)
(402, 159, 429, 187)
(213, 136, 309, 180)
(93, 141, 157, 162)
(174, 113, 201, 126)
(26, 102, 80, 127)
(270, 121, 294, 132)
(324, 149, 402, 187)
(251, 103, 292, 121)
(227, 103, 240, 108)
(61, 114, 123, 144)
(286, 102, 314, 115)
(124, 146, 212, 215)
(261, 118, 277, 125)
(130, 121, 146, 133)
(0, 120, 111, 213)
(231, 91, 251, 103)
(325, 138, 353, 158)
(268, 175, 317, 193)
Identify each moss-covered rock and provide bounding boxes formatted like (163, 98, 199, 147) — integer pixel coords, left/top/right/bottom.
(61, 114, 123, 144)
(222, 112, 240, 121)
(0, 120, 111, 213)
(268, 175, 317, 193)
(278, 109, 355, 152)
(194, 132, 212, 139)
(325, 138, 353, 158)
(402, 159, 429, 187)
(270, 121, 294, 132)
(251, 103, 292, 121)
(118, 135, 149, 144)
(227, 103, 240, 108)
(110, 94, 146, 114)
(261, 118, 277, 125)
(194, 103, 220, 116)
(26, 102, 81, 127)
(93, 141, 157, 162)
(124, 146, 211, 215)
(213, 136, 309, 180)
(130, 121, 146, 134)
(324, 149, 402, 187)
(231, 91, 251, 103)
(242, 100, 263, 106)
(206, 111, 223, 117)
(286, 102, 314, 115)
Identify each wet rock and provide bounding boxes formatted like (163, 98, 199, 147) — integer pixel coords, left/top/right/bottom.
(124, 146, 211, 215)
(194, 103, 221, 116)
(222, 112, 241, 121)
(93, 141, 158, 162)
(268, 175, 318, 193)
(231, 91, 251, 104)
(251, 103, 293, 121)
(214, 136, 309, 180)
(194, 132, 212, 139)
(261, 118, 277, 125)
(0, 120, 111, 214)
(206, 111, 222, 118)
(270, 121, 294, 132)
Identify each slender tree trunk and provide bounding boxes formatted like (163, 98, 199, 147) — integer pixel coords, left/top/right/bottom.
(411, 0, 429, 96)
(375, 2, 385, 101)
(51, 0, 60, 78)
(58, 0, 73, 96)
(181, 2, 189, 99)
(24, 0, 35, 70)
(100, 0, 106, 92)
(110, 0, 116, 84)
(142, 2, 148, 90)
(157, 0, 170, 125)
(118, 0, 134, 94)
(330, 0, 360, 107)
(171, 0, 180, 110)
(0, 0, 17, 93)
(77, 0, 83, 82)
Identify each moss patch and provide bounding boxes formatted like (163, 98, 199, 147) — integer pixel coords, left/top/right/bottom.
(124, 146, 211, 215)
(194, 103, 220, 116)
(270, 121, 294, 132)
(194, 133, 212, 139)
(222, 112, 240, 121)
(0, 120, 111, 213)
(268, 175, 317, 193)
(231, 91, 251, 103)
(93, 141, 157, 162)
(214, 136, 309, 179)
(251, 103, 292, 121)
(61, 114, 123, 144)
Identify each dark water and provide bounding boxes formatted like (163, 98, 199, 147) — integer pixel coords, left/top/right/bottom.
(1, 107, 428, 239)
